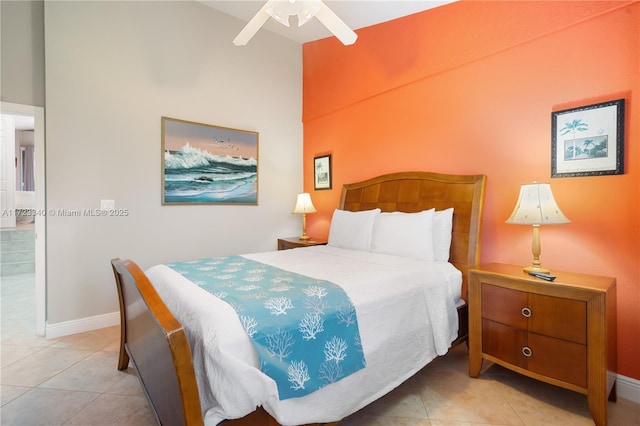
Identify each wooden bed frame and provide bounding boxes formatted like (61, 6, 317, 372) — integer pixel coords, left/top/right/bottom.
(112, 171, 486, 426)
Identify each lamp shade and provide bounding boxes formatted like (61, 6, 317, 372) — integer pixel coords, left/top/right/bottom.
(293, 193, 317, 214)
(506, 182, 570, 225)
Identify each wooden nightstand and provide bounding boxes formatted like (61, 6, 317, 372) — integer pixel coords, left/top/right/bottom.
(468, 263, 616, 426)
(277, 237, 327, 251)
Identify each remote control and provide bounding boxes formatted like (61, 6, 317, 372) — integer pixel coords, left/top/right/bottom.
(528, 271, 557, 281)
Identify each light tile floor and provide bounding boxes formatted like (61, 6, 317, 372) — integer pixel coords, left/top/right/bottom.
(1, 273, 156, 425)
(2, 273, 639, 425)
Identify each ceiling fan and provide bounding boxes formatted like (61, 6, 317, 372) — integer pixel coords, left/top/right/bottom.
(233, 0, 358, 46)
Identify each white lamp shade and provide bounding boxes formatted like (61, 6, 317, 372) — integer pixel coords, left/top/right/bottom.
(506, 182, 570, 225)
(293, 193, 317, 214)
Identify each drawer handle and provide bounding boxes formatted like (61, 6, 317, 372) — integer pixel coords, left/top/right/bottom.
(521, 307, 532, 318)
(522, 346, 533, 357)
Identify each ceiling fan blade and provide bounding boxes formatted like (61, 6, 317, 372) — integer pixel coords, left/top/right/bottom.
(233, 2, 273, 46)
(315, 1, 357, 45)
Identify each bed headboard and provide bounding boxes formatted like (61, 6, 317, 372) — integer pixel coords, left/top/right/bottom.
(339, 171, 487, 300)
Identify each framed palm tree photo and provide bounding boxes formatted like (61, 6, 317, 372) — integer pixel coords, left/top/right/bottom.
(551, 98, 624, 178)
(314, 154, 332, 190)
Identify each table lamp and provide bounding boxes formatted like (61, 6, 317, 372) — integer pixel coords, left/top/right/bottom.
(506, 182, 570, 273)
(292, 193, 317, 241)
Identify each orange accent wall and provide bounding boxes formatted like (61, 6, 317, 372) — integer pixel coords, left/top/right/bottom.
(302, 1, 640, 380)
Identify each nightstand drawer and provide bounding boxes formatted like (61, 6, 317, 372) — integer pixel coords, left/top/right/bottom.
(482, 284, 586, 344)
(482, 320, 587, 387)
(482, 284, 528, 329)
(482, 319, 527, 368)
(527, 333, 587, 388)
(528, 293, 586, 344)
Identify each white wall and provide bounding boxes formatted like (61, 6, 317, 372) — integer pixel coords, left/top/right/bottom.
(0, 0, 45, 106)
(44, 1, 303, 326)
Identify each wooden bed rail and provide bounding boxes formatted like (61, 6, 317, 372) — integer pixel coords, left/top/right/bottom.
(111, 258, 204, 426)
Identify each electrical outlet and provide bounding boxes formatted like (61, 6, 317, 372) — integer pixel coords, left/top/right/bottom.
(100, 199, 115, 210)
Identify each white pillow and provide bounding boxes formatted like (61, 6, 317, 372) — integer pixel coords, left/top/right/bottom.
(433, 208, 454, 262)
(327, 208, 381, 251)
(371, 209, 435, 261)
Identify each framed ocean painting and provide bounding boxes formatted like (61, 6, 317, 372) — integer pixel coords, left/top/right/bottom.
(161, 117, 259, 205)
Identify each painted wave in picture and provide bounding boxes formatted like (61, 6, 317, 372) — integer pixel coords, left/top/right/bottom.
(164, 143, 257, 204)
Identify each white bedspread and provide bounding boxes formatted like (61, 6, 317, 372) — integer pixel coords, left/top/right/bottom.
(146, 245, 462, 426)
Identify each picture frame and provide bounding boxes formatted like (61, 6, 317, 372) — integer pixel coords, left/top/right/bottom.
(551, 99, 624, 178)
(314, 154, 332, 190)
(161, 117, 258, 205)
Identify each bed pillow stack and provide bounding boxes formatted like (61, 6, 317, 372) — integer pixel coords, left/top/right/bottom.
(371, 209, 435, 261)
(327, 207, 454, 262)
(327, 208, 381, 252)
(432, 208, 454, 262)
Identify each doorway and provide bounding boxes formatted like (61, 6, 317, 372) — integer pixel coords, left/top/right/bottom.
(1, 102, 46, 336)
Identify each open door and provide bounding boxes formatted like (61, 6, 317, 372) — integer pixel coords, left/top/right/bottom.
(1, 102, 46, 336)
(0, 114, 17, 228)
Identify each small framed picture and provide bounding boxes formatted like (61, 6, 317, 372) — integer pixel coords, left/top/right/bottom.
(314, 154, 332, 190)
(551, 99, 624, 178)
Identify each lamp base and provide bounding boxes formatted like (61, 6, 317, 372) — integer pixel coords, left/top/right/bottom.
(523, 265, 550, 274)
(298, 234, 311, 241)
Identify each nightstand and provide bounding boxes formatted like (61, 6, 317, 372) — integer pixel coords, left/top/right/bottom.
(468, 263, 616, 426)
(277, 237, 327, 251)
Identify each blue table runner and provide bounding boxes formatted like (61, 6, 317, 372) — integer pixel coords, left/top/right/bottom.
(167, 256, 366, 400)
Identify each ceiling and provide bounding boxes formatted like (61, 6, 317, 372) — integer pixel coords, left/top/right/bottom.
(198, 0, 455, 44)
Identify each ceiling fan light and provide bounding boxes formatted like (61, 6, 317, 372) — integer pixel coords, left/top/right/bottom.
(296, 3, 321, 26)
(235, 0, 355, 46)
(266, 0, 321, 28)
(266, 4, 291, 27)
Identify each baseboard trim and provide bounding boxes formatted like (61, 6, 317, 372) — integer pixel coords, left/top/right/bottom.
(617, 373, 640, 404)
(45, 311, 119, 339)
